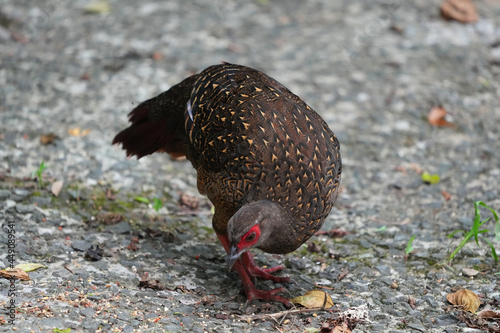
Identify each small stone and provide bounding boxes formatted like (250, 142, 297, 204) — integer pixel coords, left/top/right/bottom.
(105, 221, 131, 234)
(13, 188, 30, 197)
(16, 203, 35, 214)
(467, 258, 482, 266)
(80, 307, 95, 317)
(375, 265, 391, 275)
(390, 281, 399, 289)
(71, 240, 91, 252)
(0, 189, 11, 199)
(30, 196, 52, 206)
(289, 258, 307, 270)
(407, 323, 426, 332)
(462, 268, 479, 277)
(123, 325, 134, 333)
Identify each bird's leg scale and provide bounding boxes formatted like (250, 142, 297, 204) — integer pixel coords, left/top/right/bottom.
(240, 251, 290, 284)
(216, 233, 292, 308)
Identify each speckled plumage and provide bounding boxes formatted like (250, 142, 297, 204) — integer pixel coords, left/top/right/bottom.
(184, 64, 341, 253)
(113, 63, 342, 304)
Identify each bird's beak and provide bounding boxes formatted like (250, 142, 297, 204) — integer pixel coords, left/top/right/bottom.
(227, 245, 244, 271)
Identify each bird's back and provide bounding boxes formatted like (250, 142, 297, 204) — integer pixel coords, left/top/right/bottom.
(186, 64, 341, 252)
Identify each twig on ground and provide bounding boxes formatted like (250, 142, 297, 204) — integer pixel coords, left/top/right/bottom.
(238, 307, 339, 322)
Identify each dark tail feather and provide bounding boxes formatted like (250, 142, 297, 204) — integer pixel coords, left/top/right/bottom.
(112, 74, 198, 159)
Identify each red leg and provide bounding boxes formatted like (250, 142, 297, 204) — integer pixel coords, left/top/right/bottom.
(216, 233, 292, 308)
(240, 251, 290, 284)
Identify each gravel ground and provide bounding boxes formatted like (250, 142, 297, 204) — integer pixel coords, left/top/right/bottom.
(1, 0, 500, 332)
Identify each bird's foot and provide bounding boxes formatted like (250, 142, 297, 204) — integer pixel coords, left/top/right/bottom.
(240, 251, 290, 284)
(216, 232, 292, 307)
(244, 285, 293, 308)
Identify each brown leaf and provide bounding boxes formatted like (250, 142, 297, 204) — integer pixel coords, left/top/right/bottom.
(338, 269, 348, 281)
(97, 213, 123, 225)
(40, 133, 59, 145)
(307, 242, 322, 253)
(440, 0, 478, 23)
(51, 180, 64, 197)
(477, 309, 500, 320)
(320, 322, 333, 333)
(215, 314, 230, 320)
(315, 229, 350, 238)
(105, 188, 116, 200)
(139, 272, 167, 291)
(179, 192, 199, 210)
(447, 289, 481, 312)
(428, 106, 453, 127)
(0, 268, 30, 281)
(126, 237, 139, 251)
(290, 290, 334, 309)
(151, 51, 163, 61)
(408, 296, 417, 310)
(441, 189, 452, 201)
(332, 323, 351, 333)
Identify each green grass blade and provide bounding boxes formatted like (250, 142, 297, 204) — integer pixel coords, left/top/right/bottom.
(448, 231, 475, 262)
(483, 239, 498, 261)
(472, 202, 481, 246)
(406, 235, 415, 255)
(476, 201, 500, 241)
(134, 196, 150, 204)
(447, 230, 465, 238)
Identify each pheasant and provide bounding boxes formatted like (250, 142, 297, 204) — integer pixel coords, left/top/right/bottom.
(113, 63, 342, 307)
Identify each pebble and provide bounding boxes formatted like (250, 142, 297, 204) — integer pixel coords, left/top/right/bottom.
(0, 189, 11, 199)
(105, 221, 132, 234)
(15, 203, 35, 214)
(71, 240, 91, 252)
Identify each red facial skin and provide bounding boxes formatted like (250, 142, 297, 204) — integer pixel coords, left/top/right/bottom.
(237, 224, 261, 250)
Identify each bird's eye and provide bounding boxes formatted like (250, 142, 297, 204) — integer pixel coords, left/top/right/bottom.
(246, 232, 256, 242)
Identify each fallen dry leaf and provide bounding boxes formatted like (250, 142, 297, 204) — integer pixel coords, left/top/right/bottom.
(14, 263, 47, 272)
(441, 189, 452, 201)
(179, 192, 199, 210)
(151, 51, 163, 61)
(126, 237, 139, 251)
(68, 127, 91, 137)
(0, 268, 30, 281)
(290, 290, 334, 309)
(97, 213, 123, 225)
(315, 229, 350, 238)
(338, 269, 348, 281)
(139, 272, 167, 291)
(40, 133, 58, 145)
(51, 180, 64, 197)
(447, 289, 481, 312)
(307, 242, 322, 253)
(332, 323, 351, 333)
(408, 296, 417, 310)
(440, 0, 478, 23)
(477, 309, 500, 320)
(105, 188, 116, 200)
(428, 106, 454, 127)
(84, 1, 111, 14)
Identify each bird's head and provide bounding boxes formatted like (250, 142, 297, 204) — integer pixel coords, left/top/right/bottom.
(226, 200, 286, 270)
